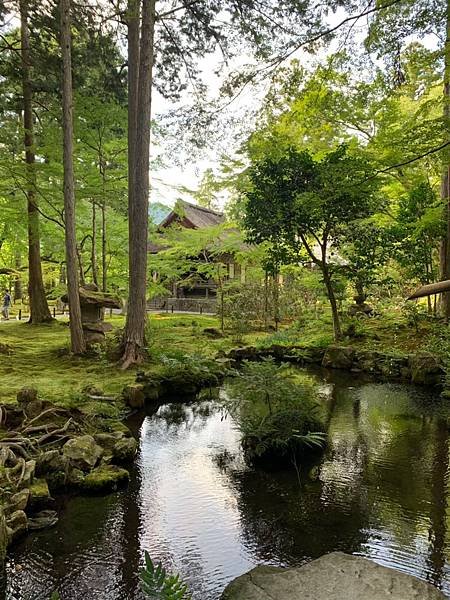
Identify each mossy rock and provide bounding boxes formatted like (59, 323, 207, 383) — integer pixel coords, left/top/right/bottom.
(28, 479, 53, 512)
(112, 438, 137, 463)
(410, 353, 444, 386)
(63, 435, 103, 471)
(82, 465, 129, 494)
(322, 346, 355, 370)
(46, 470, 66, 491)
(122, 383, 145, 408)
(109, 421, 132, 436)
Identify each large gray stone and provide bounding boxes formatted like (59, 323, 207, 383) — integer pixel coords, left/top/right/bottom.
(220, 553, 445, 600)
(410, 353, 444, 386)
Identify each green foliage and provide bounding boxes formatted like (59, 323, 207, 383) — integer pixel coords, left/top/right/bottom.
(390, 182, 443, 287)
(141, 552, 191, 600)
(225, 358, 326, 463)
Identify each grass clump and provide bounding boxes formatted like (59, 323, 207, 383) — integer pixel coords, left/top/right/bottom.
(224, 358, 326, 466)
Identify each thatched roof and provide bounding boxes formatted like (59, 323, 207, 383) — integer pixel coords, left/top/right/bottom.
(407, 280, 450, 300)
(160, 200, 224, 229)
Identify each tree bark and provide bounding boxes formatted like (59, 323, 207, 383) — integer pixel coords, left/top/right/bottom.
(122, 0, 156, 367)
(91, 201, 98, 286)
(440, 0, 450, 319)
(101, 201, 107, 292)
(60, 0, 85, 354)
(323, 267, 342, 341)
(19, 0, 53, 324)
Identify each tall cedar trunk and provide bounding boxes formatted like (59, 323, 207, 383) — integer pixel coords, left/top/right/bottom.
(60, 0, 85, 354)
(76, 243, 85, 285)
(323, 267, 342, 341)
(101, 201, 107, 292)
(441, 0, 450, 319)
(19, 0, 52, 324)
(91, 201, 98, 286)
(14, 252, 22, 301)
(100, 156, 107, 292)
(122, 0, 156, 367)
(273, 273, 280, 331)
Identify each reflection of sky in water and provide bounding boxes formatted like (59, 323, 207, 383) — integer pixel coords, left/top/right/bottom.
(6, 376, 450, 599)
(138, 404, 256, 598)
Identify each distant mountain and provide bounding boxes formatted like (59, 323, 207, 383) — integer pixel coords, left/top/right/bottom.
(149, 202, 171, 225)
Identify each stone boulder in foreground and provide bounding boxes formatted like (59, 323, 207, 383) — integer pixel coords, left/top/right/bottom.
(220, 553, 445, 600)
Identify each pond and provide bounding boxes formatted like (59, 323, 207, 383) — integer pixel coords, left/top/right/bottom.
(4, 370, 450, 599)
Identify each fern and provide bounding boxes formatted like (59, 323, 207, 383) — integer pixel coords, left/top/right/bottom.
(141, 551, 192, 600)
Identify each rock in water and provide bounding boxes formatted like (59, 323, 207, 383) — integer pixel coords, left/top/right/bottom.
(6, 511, 27, 543)
(28, 510, 58, 531)
(62, 435, 103, 471)
(82, 465, 129, 493)
(9, 489, 30, 513)
(220, 553, 446, 600)
(409, 353, 444, 386)
(28, 479, 54, 512)
(112, 438, 137, 463)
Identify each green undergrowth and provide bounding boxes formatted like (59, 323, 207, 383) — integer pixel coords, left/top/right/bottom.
(255, 305, 443, 356)
(0, 305, 442, 407)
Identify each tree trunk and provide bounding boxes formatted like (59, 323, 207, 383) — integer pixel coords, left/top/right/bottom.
(19, 0, 53, 324)
(91, 201, 98, 286)
(440, 0, 450, 319)
(60, 0, 85, 354)
(323, 267, 342, 341)
(273, 272, 280, 331)
(122, 0, 156, 367)
(101, 201, 107, 292)
(14, 252, 23, 301)
(76, 243, 85, 286)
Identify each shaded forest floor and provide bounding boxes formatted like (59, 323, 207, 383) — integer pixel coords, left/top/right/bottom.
(0, 306, 445, 405)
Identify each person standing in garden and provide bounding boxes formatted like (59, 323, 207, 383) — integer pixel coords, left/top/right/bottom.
(2, 290, 11, 320)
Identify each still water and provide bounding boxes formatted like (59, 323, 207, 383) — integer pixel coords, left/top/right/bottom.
(5, 370, 450, 599)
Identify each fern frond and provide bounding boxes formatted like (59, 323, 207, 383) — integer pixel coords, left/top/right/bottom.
(141, 551, 192, 600)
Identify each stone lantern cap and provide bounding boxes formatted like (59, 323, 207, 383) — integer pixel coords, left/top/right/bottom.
(61, 284, 121, 309)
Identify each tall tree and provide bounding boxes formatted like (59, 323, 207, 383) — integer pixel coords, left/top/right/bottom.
(121, 0, 156, 367)
(60, 0, 85, 354)
(19, 0, 52, 323)
(441, 0, 450, 317)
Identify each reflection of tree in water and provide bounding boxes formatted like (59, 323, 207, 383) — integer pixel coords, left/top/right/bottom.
(156, 400, 220, 429)
(230, 465, 371, 567)
(426, 418, 449, 590)
(227, 377, 450, 586)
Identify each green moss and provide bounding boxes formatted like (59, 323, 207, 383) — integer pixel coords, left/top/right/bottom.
(82, 465, 129, 493)
(29, 479, 50, 499)
(0, 314, 253, 405)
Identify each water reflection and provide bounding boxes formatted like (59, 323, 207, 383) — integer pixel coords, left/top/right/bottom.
(5, 373, 450, 599)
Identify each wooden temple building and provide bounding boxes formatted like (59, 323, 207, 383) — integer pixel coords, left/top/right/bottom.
(148, 200, 246, 312)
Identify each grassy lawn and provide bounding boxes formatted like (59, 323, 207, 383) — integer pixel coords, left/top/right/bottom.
(0, 313, 267, 405)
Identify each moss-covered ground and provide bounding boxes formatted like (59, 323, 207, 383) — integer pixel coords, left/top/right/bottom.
(0, 303, 444, 406)
(0, 313, 266, 405)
